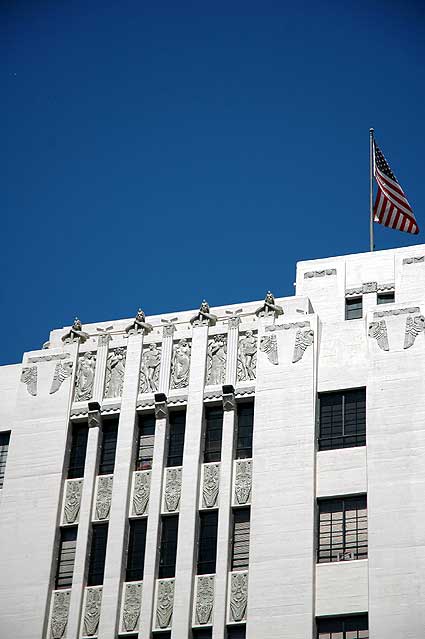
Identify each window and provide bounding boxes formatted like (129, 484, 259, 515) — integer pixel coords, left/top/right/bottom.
(317, 614, 368, 638)
(136, 413, 155, 470)
(0, 431, 11, 489)
(152, 634, 171, 639)
(197, 511, 218, 575)
(99, 419, 118, 475)
(158, 516, 179, 578)
(68, 423, 88, 479)
(227, 626, 246, 639)
(126, 519, 147, 581)
(345, 297, 362, 320)
(203, 406, 223, 463)
(87, 523, 108, 586)
(167, 411, 186, 467)
(235, 402, 254, 459)
(318, 495, 367, 563)
(192, 629, 212, 639)
(231, 509, 250, 571)
(318, 388, 366, 450)
(55, 527, 77, 589)
(377, 291, 394, 304)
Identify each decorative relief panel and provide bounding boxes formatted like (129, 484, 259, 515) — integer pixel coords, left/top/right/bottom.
(132, 470, 151, 516)
(237, 331, 257, 381)
(171, 339, 191, 389)
(139, 344, 161, 393)
(104, 347, 126, 398)
(95, 475, 113, 521)
(21, 366, 37, 396)
(374, 306, 419, 318)
(202, 463, 220, 509)
(229, 571, 248, 623)
(63, 479, 83, 525)
(50, 361, 73, 394)
(195, 575, 215, 625)
(83, 587, 102, 637)
(403, 255, 425, 264)
(206, 335, 227, 385)
(292, 329, 314, 363)
(121, 582, 143, 633)
(164, 467, 182, 512)
(259, 335, 278, 365)
(368, 321, 389, 351)
(404, 315, 425, 349)
(156, 579, 175, 629)
(234, 459, 252, 505)
(304, 268, 336, 278)
(74, 352, 96, 402)
(50, 589, 71, 639)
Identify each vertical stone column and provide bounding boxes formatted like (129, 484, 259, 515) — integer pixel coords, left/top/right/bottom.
(225, 316, 240, 386)
(97, 332, 144, 638)
(159, 323, 175, 394)
(139, 395, 169, 638)
(172, 324, 209, 638)
(67, 405, 102, 639)
(93, 333, 110, 402)
(213, 387, 237, 639)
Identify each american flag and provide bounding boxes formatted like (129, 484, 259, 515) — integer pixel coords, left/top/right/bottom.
(373, 142, 418, 234)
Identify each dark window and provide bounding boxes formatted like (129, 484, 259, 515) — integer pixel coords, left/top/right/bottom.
(0, 431, 11, 489)
(87, 524, 108, 586)
(99, 419, 118, 475)
(136, 413, 155, 471)
(345, 297, 362, 320)
(318, 388, 366, 450)
(377, 291, 395, 304)
(167, 411, 186, 467)
(235, 402, 254, 459)
(227, 626, 246, 639)
(203, 406, 223, 463)
(158, 516, 179, 578)
(197, 511, 218, 575)
(68, 423, 88, 479)
(231, 509, 250, 571)
(317, 614, 368, 638)
(192, 629, 212, 639)
(126, 519, 147, 581)
(318, 495, 367, 563)
(55, 527, 77, 589)
(152, 634, 171, 639)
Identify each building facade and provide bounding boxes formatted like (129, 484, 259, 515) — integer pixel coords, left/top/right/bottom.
(1, 244, 425, 639)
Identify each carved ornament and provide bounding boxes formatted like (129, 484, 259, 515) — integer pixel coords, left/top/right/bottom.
(304, 268, 336, 278)
(171, 339, 191, 389)
(404, 315, 425, 349)
(28, 353, 70, 363)
(139, 344, 161, 393)
(266, 320, 310, 331)
(63, 479, 83, 524)
(237, 331, 257, 381)
(234, 459, 252, 505)
(132, 471, 151, 516)
(156, 579, 174, 629)
(195, 575, 214, 625)
(83, 587, 102, 636)
(190, 300, 217, 327)
(374, 306, 419, 318)
(122, 582, 143, 632)
(50, 361, 73, 394)
(164, 467, 182, 512)
(21, 366, 37, 396)
(104, 348, 126, 398)
(62, 318, 89, 344)
(126, 308, 153, 335)
(403, 255, 425, 264)
(96, 475, 113, 520)
(292, 329, 314, 363)
(50, 589, 71, 639)
(74, 353, 96, 402)
(255, 291, 283, 318)
(230, 571, 248, 622)
(206, 335, 227, 385)
(202, 463, 220, 509)
(368, 321, 389, 351)
(259, 335, 278, 365)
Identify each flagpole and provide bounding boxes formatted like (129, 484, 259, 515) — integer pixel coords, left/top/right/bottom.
(370, 127, 374, 251)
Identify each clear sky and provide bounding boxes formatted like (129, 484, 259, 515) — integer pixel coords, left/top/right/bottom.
(2, 0, 425, 365)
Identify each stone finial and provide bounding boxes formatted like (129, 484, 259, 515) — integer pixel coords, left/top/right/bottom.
(190, 300, 217, 326)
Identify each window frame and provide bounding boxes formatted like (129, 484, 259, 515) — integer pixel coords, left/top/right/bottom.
(98, 418, 119, 475)
(0, 430, 11, 489)
(318, 388, 366, 451)
(377, 291, 395, 305)
(55, 526, 78, 589)
(135, 412, 155, 471)
(197, 510, 219, 575)
(231, 507, 250, 571)
(166, 411, 186, 468)
(126, 518, 147, 582)
(316, 613, 368, 638)
(317, 494, 368, 564)
(203, 405, 223, 463)
(345, 296, 363, 320)
(87, 523, 109, 586)
(235, 402, 254, 460)
(68, 422, 88, 479)
(158, 515, 179, 579)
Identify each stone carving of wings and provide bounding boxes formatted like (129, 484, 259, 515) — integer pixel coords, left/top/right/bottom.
(259, 335, 278, 365)
(368, 321, 389, 352)
(404, 314, 425, 350)
(292, 329, 314, 363)
(50, 361, 73, 394)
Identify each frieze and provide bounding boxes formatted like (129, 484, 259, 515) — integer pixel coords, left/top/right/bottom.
(374, 306, 420, 318)
(229, 571, 248, 623)
(95, 475, 113, 520)
(266, 321, 310, 331)
(156, 579, 174, 629)
(21, 366, 37, 396)
(203, 389, 222, 401)
(195, 575, 215, 625)
(404, 315, 425, 349)
(139, 344, 161, 393)
(104, 347, 126, 398)
(167, 394, 188, 406)
(292, 329, 314, 363)
(234, 386, 255, 398)
(234, 459, 252, 505)
(304, 268, 336, 278)
(368, 321, 389, 351)
(50, 589, 71, 639)
(237, 331, 257, 381)
(259, 335, 278, 365)
(122, 582, 143, 632)
(83, 587, 102, 636)
(206, 335, 227, 385)
(171, 339, 191, 389)
(63, 479, 83, 524)
(377, 282, 395, 292)
(28, 353, 70, 363)
(202, 463, 220, 509)
(50, 361, 73, 394)
(74, 352, 96, 402)
(164, 467, 182, 512)
(132, 471, 151, 516)
(403, 255, 425, 264)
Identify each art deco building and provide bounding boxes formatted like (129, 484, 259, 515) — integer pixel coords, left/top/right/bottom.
(1, 244, 425, 639)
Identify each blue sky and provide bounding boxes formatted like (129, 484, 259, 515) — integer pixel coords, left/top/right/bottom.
(2, 1, 424, 365)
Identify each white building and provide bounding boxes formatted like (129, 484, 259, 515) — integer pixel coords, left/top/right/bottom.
(1, 243, 425, 639)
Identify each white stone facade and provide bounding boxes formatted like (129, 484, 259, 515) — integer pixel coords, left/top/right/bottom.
(1, 244, 425, 638)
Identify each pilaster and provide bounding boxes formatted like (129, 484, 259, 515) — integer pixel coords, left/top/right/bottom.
(159, 323, 175, 394)
(225, 317, 240, 386)
(92, 334, 110, 402)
